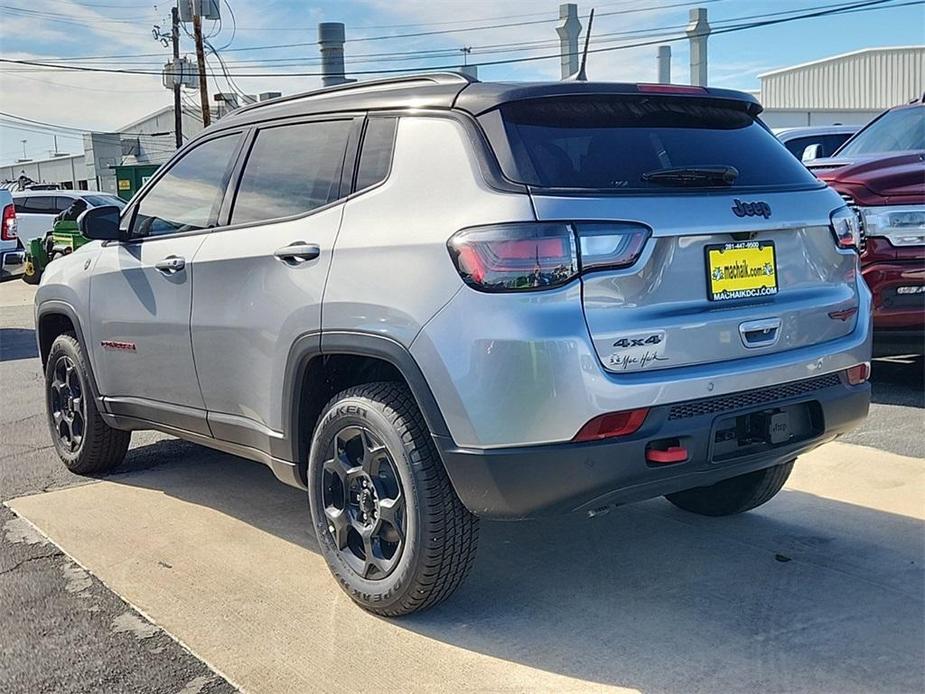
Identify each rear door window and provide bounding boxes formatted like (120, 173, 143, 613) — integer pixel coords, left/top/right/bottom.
(355, 117, 397, 192)
(17, 196, 57, 213)
(480, 95, 820, 192)
(230, 119, 353, 226)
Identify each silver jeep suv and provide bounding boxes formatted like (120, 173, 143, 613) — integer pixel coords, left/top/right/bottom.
(35, 73, 871, 615)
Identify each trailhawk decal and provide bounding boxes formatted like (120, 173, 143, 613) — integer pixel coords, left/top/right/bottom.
(100, 340, 136, 352)
(607, 331, 668, 370)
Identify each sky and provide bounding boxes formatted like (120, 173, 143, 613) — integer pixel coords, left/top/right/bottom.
(0, 0, 922, 165)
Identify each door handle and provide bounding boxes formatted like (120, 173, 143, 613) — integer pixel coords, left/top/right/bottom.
(155, 255, 186, 274)
(274, 242, 321, 264)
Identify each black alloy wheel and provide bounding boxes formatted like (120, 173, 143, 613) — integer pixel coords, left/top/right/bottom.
(49, 354, 86, 453)
(321, 425, 406, 580)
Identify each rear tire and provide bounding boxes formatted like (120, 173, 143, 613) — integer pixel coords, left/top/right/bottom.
(45, 333, 130, 475)
(307, 382, 478, 616)
(665, 460, 794, 516)
(22, 257, 42, 285)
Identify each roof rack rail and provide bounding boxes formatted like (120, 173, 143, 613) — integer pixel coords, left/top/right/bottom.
(232, 71, 478, 117)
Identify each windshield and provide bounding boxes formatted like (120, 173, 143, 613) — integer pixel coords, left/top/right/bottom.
(479, 95, 820, 191)
(836, 106, 925, 157)
(83, 194, 126, 208)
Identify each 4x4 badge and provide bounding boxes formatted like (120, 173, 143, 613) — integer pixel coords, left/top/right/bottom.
(732, 199, 771, 219)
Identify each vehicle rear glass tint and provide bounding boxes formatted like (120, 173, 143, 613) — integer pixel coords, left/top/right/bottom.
(355, 117, 397, 192)
(480, 96, 820, 191)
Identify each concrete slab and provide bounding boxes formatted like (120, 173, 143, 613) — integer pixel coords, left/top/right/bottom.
(7, 440, 925, 693)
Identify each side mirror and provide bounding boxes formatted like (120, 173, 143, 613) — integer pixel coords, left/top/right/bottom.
(78, 205, 122, 240)
(801, 143, 823, 162)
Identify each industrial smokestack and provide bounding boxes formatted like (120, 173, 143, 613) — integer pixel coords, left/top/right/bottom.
(318, 22, 348, 87)
(657, 45, 671, 84)
(556, 3, 582, 80)
(685, 8, 711, 86)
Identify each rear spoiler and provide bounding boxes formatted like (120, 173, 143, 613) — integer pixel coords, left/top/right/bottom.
(454, 81, 763, 117)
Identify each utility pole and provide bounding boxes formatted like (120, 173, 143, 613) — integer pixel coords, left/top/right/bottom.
(171, 6, 183, 147)
(192, 8, 211, 127)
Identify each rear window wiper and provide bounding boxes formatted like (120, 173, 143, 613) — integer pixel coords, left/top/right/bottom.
(641, 165, 739, 186)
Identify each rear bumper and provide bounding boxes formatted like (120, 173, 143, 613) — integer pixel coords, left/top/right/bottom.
(439, 374, 870, 519)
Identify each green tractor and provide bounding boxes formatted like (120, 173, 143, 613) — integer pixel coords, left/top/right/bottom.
(23, 203, 92, 285)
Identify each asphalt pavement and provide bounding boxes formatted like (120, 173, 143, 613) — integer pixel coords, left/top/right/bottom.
(1, 278, 923, 693)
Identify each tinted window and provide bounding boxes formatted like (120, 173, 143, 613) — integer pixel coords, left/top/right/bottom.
(54, 197, 76, 213)
(481, 96, 820, 191)
(231, 120, 352, 225)
(783, 136, 816, 158)
(355, 117, 397, 191)
(837, 107, 925, 156)
(17, 196, 57, 213)
(132, 134, 240, 236)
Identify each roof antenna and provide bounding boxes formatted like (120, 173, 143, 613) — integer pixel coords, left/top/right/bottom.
(571, 8, 594, 81)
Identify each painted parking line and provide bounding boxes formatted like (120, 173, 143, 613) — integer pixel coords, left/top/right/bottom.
(7, 441, 924, 693)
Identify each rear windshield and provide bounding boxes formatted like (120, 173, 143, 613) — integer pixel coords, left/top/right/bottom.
(479, 95, 821, 192)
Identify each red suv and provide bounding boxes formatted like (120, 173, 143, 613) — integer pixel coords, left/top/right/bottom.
(807, 103, 925, 355)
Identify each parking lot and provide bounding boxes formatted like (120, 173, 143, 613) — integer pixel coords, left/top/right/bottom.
(1, 279, 923, 693)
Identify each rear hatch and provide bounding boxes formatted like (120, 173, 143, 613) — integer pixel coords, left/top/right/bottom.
(477, 89, 859, 373)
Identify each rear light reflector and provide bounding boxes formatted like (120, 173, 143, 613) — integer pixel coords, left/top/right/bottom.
(573, 408, 649, 442)
(645, 444, 689, 465)
(637, 83, 708, 95)
(1, 203, 16, 241)
(447, 222, 649, 292)
(846, 362, 870, 385)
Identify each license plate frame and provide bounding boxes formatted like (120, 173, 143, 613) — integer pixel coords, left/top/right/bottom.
(704, 240, 779, 302)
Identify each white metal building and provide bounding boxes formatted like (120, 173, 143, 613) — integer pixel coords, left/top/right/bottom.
(758, 46, 925, 128)
(0, 104, 207, 193)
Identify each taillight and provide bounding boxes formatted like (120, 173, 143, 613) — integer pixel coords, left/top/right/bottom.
(447, 222, 649, 292)
(573, 408, 649, 442)
(846, 363, 870, 385)
(830, 206, 861, 251)
(1, 203, 16, 241)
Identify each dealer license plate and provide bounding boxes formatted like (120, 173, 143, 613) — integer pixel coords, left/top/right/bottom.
(705, 241, 778, 302)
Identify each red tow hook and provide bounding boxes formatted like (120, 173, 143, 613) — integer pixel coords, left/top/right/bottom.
(645, 444, 689, 465)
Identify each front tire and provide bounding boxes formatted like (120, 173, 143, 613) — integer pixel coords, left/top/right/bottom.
(308, 382, 478, 616)
(665, 460, 794, 516)
(45, 333, 130, 474)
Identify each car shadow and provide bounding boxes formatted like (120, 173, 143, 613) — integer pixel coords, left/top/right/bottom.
(870, 353, 924, 408)
(105, 439, 925, 692)
(0, 327, 38, 362)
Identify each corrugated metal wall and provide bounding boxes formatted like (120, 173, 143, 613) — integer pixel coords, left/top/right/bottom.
(760, 47, 925, 110)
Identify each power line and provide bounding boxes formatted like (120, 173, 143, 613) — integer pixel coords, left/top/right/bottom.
(0, 0, 911, 78)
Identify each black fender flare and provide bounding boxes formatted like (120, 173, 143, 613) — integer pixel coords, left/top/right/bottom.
(35, 300, 104, 405)
(281, 330, 453, 467)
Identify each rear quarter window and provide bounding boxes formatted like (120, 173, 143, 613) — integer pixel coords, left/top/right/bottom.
(480, 95, 821, 192)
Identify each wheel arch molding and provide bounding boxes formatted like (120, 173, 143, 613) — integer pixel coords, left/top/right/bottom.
(35, 300, 103, 404)
(282, 330, 454, 478)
